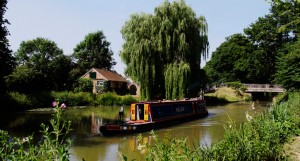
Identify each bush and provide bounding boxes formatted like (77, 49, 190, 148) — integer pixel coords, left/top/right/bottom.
(119, 95, 138, 105)
(94, 92, 138, 106)
(2, 92, 52, 111)
(51, 91, 94, 106)
(1, 91, 137, 111)
(8, 92, 33, 109)
(94, 92, 117, 106)
(73, 78, 93, 93)
(226, 81, 247, 91)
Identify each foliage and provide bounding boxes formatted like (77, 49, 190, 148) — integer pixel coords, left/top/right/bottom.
(130, 92, 300, 160)
(274, 92, 288, 104)
(94, 92, 138, 106)
(269, 0, 300, 39)
(6, 91, 33, 109)
(274, 39, 300, 90)
(5, 65, 44, 93)
(52, 91, 137, 107)
(244, 14, 290, 83)
(11, 37, 72, 92)
(226, 81, 247, 91)
(120, 0, 209, 100)
(2, 91, 53, 111)
(119, 95, 138, 105)
(205, 1, 299, 85)
(0, 105, 72, 161)
(244, 0, 299, 83)
(51, 91, 94, 107)
(204, 34, 253, 84)
(94, 92, 120, 106)
(73, 78, 93, 93)
(73, 31, 116, 75)
(1, 91, 137, 111)
(164, 62, 191, 99)
(0, 0, 15, 94)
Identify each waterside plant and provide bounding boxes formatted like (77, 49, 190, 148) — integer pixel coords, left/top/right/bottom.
(0, 103, 72, 161)
(127, 92, 300, 161)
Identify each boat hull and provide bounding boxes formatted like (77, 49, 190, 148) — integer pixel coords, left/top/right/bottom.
(100, 111, 208, 135)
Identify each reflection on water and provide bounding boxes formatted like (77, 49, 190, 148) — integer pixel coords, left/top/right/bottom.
(91, 112, 101, 134)
(0, 102, 271, 161)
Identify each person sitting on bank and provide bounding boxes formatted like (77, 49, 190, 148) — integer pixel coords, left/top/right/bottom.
(119, 106, 124, 120)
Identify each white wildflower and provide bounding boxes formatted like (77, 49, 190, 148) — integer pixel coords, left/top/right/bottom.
(251, 102, 255, 110)
(246, 111, 253, 121)
(22, 137, 29, 143)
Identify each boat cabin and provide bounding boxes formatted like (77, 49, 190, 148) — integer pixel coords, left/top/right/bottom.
(129, 98, 206, 123)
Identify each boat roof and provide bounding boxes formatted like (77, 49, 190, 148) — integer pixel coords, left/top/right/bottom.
(134, 97, 204, 105)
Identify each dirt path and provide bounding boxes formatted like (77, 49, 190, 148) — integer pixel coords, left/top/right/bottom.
(284, 136, 300, 161)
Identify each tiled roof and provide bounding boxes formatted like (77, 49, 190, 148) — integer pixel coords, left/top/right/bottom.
(94, 68, 127, 82)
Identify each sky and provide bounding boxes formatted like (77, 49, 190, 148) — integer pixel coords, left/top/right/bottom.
(5, 0, 271, 76)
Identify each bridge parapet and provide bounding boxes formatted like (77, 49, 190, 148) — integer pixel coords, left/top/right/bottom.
(243, 84, 286, 93)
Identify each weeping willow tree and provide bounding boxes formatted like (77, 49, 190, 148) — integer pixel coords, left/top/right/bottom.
(120, 0, 209, 100)
(164, 62, 191, 99)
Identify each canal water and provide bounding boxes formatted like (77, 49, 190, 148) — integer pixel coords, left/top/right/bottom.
(0, 101, 271, 161)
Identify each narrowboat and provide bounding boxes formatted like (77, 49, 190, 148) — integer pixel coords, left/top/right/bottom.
(100, 97, 208, 135)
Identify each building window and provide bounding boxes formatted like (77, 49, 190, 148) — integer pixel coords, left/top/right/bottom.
(96, 80, 104, 86)
(89, 72, 96, 79)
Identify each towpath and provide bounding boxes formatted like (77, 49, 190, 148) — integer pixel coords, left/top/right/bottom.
(284, 136, 300, 160)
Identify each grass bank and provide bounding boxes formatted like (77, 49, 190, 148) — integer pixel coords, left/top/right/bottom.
(205, 87, 251, 105)
(129, 92, 300, 160)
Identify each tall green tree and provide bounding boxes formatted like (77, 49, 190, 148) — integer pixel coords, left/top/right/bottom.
(204, 0, 299, 86)
(121, 0, 209, 100)
(244, 14, 290, 83)
(8, 37, 72, 92)
(0, 0, 15, 94)
(274, 39, 300, 90)
(244, 0, 300, 82)
(204, 34, 253, 84)
(73, 31, 116, 75)
(269, 0, 300, 39)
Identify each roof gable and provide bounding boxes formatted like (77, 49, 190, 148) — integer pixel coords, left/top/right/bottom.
(82, 68, 127, 82)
